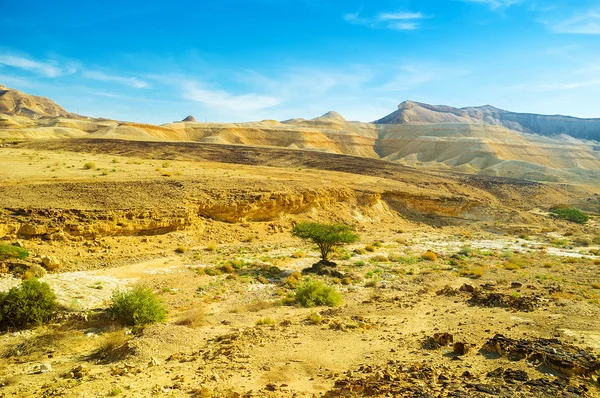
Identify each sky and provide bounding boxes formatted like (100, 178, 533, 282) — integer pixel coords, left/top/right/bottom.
(1, 0, 600, 123)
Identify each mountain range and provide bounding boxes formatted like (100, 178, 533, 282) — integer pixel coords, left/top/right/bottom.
(1, 84, 599, 185)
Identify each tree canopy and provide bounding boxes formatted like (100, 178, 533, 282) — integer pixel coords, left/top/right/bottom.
(292, 222, 359, 261)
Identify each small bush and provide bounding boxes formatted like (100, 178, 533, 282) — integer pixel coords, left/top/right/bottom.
(370, 255, 388, 263)
(26, 264, 46, 278)
(110, 286, 167, 327)
(96, 330, 131, 359)
(573, 237, 591, 247)
(0, 279, 57, 329)
(174, 246, 188, 254)
(219, 263, 236, 274)
(307, 313, 323, 325)
(364, 245, 376, 252)
(459, 266, 485, 278)
(421, 251, 438, 262)
(504, 262, 520, 270)
(283, 272, 302, 289)
(255, 316, 275, 326)
(205, 243, 217, 252)
(0, 243, 29, 261)
(459, 246, 473, 256)
(295, 280, 342, 307)
(291, 251, 305, 259)
(550, 207, 589, 224)
(83, 162, 96, 170)
(177, 307, 205, 328)
(388, 253, 402, 262)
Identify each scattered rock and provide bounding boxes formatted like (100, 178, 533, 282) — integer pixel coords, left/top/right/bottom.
(68, 365, 89, 379)
(453, 342, 470, 356)
(29, 363, 52, 374)
(481, 334, 600, 376)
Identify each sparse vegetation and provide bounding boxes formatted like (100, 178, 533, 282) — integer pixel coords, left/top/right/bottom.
(295, 279, 342, 307)
(550, 207, 589, 224)
(0, 243, 28, 261)
(110, 286, 167, 327)
(0, 279, 57, 329)
(83, 162, 96, 170)
(421, 250, 438, 262)
(255, 316, 276, 326)
(292, 222, 359, 261)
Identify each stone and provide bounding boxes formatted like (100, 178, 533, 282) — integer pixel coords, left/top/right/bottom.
(30, 363, 52, 374)
(70, 365, 89, 379)
(149, 357, 161, 367)
(41, 255, 61, 271)
(453, 342, 469, 356)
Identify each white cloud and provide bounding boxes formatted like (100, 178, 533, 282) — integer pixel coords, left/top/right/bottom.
(343, 9, 429, 30)
(377, 12, 425, 21)
(182, 82, 280, 112)
(387, 22, 419, 31)
(460, 0, 524, 10)
(82, 70, 149, 88)
(548, 9, 600, 34)
(376, 65, 470, 91)
(0, 54, 65, 77)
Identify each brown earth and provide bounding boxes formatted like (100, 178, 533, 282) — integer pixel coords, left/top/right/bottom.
(0, 137, 599, 397)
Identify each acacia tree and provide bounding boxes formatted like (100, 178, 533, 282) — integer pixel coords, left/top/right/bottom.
(292, 222, 359, 262)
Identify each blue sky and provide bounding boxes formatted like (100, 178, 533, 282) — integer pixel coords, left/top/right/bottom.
(1, 0, 600, 123)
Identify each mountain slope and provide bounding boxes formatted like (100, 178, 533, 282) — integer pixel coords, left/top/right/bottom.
(0, 84, 70, 118)
(375, 100, 600, 141)
(0, 84, 599, 185)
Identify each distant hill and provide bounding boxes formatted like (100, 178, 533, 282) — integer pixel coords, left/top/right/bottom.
(375, 100, 600, 141)
(0, 84, 599, 185)
(0, 84, 70, 118)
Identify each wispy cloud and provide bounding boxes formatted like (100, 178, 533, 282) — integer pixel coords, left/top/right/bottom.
(0, 54, 68, 77)
(547, 9, 600, 34)
(510, 79, 600, 92)
(82, 70, 149, 88)
(343, 9, 429, 30)
(182, 81, 280, 112)
(459, 0, 525, 10)
(376, 65, 470, 91)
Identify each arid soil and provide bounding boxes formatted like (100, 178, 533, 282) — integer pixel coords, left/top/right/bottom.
(0, 139, 599, 397)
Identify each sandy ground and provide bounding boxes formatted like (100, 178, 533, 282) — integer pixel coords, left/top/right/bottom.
(0, 141, 599, 397)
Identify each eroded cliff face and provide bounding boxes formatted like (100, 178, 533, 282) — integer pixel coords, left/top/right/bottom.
(0, 182, 524, 243)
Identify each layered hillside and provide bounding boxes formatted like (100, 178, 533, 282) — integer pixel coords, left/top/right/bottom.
(0, 84, 70, 118)
(375, 100, 600, 141)
(0, 84, 599, 185)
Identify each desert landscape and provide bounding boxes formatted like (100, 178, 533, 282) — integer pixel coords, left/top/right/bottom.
(0, 83, 598, 397)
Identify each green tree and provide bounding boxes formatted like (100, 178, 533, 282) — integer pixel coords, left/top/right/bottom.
(292, 222, 359, 262)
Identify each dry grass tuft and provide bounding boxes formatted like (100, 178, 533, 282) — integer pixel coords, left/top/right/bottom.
(177, 307, 206, 328)
(421, 251, 438, 262)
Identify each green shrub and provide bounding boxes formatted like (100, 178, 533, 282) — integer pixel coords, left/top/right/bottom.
(0, 279, 57, 329)
(550, 207, 589, 224)
(110, 286, 166, 327)
(295, 280, 342, 307)
(0, 243, 28, 261)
